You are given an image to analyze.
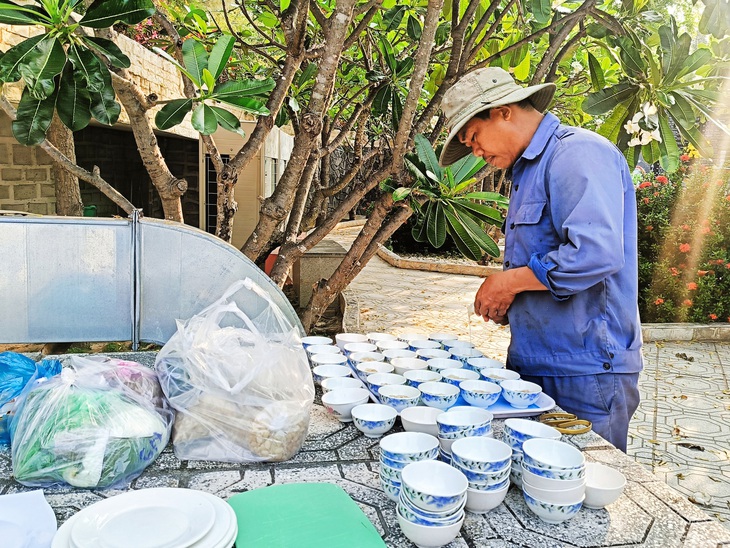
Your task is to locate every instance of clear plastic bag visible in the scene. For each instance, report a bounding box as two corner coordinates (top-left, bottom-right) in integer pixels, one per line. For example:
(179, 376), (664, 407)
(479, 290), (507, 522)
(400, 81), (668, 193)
(155, 278), (314, 463)
(10, 359), (173, 489)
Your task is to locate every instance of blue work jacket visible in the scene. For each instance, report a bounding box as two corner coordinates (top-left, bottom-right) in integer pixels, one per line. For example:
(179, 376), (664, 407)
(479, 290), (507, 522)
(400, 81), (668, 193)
(503, 113), (643, 377)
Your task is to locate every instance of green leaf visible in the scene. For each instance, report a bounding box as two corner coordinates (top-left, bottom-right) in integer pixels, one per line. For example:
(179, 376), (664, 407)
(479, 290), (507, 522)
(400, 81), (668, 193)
(674, 48), (713, 81)
(395, 57), (414, 80)
(155, 98), (193, 130)
(214, 95), (270, 116)
(530, 0), (551, 25)
(372, 85), (391, 116)
(666, 92), (695, 128)
(617, 38), (646, 75)
(391, 88), (402, 129)
(279, 0), (290, 11)
(201, 68), (215, 93)
(656, 113), (679, 172)
(585, 22), (610, 39)
(297, 62), (317, 87)
(414, 134), (442, 181)
(673, 119), (712, 158)
(427, 202), (447, 248)
(379, 37), (396, 73)
(698, 0), (730, 39)
(191, 103), (218, 134)
(207, 35), (235, 81)
(0, 34), (45, 83)
(443, 206), (482, 260)
(88, 66), (120, 125)
(412, 203), (430, 242)
(513, 50), (531, 81)
(57, 63), (91, 132)
(80, 0), (155, 27)
(463, 192), (509, 205)
(393, 187), (411, 202)
(581, 82), (638, 115)
(450, 155), (485, 184)
(587, 52), (605, 91)
(12, 86), (56, 146)
(382, 5), (405, 32)
(451, 203), (500, 256)
(182, 39), (207, 86)
(658, 24), (675, 77)
(452, 199), (504, 224)
(597, 99), (632, 143)
(641, 139), (660, 164)
(209, 105), (244, 136)
(406, 15), (422, 41)
(81, 37), (130, 69)
(19, 36), (65, 100)
(0, 0), (45, 24)
(67, 44), (106, 93)
(679, 91), (730, 137)
(212, 78), (275, 99)
(404, 157), (426, 182)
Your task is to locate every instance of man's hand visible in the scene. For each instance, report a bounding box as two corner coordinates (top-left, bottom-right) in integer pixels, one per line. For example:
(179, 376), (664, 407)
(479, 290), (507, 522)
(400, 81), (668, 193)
(474, 267), (548, 323)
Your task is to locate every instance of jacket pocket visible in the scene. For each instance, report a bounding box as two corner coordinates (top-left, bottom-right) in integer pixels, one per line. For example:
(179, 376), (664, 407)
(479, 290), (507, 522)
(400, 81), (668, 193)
(513, 200), (547, 225)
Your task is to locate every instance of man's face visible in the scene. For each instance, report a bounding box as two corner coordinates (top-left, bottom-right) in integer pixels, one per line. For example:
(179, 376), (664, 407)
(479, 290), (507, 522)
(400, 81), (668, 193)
(457, 108), (519, 169)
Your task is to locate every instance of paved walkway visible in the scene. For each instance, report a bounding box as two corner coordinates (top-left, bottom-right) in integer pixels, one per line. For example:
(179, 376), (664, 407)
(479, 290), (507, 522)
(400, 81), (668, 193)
(331, 224), (730, 529)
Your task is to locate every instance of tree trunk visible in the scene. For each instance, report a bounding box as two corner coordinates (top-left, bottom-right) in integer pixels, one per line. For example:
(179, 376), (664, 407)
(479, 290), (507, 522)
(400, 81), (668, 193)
(47, 115), (83, 216)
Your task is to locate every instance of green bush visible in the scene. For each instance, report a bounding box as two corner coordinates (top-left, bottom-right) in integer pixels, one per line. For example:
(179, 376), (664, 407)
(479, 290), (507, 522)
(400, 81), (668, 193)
(636, 155), (730, 323)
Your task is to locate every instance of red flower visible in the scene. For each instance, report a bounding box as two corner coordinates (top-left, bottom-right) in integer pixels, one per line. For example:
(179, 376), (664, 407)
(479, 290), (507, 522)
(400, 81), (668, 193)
(726, 263), (730, 269)
(682, 299), (692, 306)
(725, 195), (730, 202)
(638, 181), (652, 189)
(697, 270), (709, 276)
(709, 314), (718, 320)
(680, 154), (690, 162)
(701, 226), (711, 235)
(681, 224), (691, 231)
(679, 243), (691, 253)
(687, 282), (698, 290)
(655, 175), (669, 184)
(670, 267), (679, 277)
(653, 192), (660, 197)
(643, 197), (650, 204)
(646, 225), (653, 231)
(654, 298), (664, 305)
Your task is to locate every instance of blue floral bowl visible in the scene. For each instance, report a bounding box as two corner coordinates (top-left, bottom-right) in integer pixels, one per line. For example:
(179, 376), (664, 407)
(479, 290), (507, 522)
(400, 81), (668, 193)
(379, 432), (440, 463)
(377, 384), (421, 413)
(500, 379), (542, 409)
(401, 460), (468, 513)
(441, 368), (480, 387)
(468, 477), (510, 492)
(523, 490), (584, 524)
(450, 437), (512, 473)
(351, 403), (397, 438)
(503, 418), (561, 444)
(418, 381), (460, 410)
(522, 461), (585, 481)
(380, 476), (401, 502)
(522, 438), (585, 471)
(453, 461), (510, 484)
(397, 495), (465, 526)
(459, 379), (502, 408)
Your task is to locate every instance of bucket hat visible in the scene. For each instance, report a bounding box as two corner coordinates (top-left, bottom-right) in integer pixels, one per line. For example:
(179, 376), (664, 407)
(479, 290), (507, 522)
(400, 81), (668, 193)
(439, 67), (556, 166)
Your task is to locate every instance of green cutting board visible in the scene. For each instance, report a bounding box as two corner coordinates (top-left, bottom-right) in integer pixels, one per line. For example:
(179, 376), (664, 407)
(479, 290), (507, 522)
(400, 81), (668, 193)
(227, 483), (386, 548)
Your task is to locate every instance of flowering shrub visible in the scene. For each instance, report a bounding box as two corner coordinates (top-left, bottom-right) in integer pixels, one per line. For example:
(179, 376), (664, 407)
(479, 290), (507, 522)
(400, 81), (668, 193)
(636, 156), (730, 323)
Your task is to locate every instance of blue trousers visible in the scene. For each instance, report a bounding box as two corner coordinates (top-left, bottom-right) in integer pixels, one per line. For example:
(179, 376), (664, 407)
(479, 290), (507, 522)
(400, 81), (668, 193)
(518, 372), (640, 453)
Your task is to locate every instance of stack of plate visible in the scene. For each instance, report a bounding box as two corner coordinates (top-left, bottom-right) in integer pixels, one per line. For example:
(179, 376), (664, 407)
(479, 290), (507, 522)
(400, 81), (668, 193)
(52, 488), (237, 548)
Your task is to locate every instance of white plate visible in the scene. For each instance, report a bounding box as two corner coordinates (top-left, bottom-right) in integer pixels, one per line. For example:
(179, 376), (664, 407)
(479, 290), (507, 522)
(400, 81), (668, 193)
(0, 519), (28, 548)
(53, 490), (235, 548)
(487, 393), (556, 419)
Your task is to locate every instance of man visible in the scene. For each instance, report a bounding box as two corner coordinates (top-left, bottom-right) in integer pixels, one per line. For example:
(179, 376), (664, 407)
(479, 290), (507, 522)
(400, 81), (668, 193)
(439, 67), (643, 452)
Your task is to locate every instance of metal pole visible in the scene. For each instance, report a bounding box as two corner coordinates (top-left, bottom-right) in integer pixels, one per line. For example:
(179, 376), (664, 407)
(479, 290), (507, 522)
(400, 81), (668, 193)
(131, 210), (141, 350)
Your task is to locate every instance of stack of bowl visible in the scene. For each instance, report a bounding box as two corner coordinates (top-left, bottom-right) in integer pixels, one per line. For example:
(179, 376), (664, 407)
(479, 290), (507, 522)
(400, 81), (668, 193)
(311, 353), (351, 385)
(450, 437), (512, 514)
(396, 460), (467, 548)
(436, 408), (493, 458)
(465, 356), (504, 373)
(502, 418), (561, 486)
(378, 432), (439, 502)
(301, 335), (334, 350)
(520, 438), (586, 524)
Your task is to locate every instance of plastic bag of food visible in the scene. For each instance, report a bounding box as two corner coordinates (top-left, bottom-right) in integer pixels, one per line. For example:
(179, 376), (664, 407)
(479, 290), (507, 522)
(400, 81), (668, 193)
(0, 353), (62, 445)
(155, 278), (314, 463)
(10, 361), (173, 489)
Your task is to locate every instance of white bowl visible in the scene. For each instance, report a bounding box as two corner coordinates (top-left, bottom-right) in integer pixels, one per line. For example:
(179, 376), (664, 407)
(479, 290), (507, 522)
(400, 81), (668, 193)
(380, 476), (401, 502)
(376, 339), (410, 352)
(301, 335), (333, 348)
(305, 344), (342, 358)
(428, 333), (459, 344)
(522, 477), (586, 505)
(367, 372), (407, 395)
(436, 408), (493, 438)
(523, 490), (584, 524)
(451, 437), (512, 472)
(355, 361), (394, 382)
(391, 357), (428, 376)
(441, 368), (480, 386)
(583, 462), (626, 509)
(520, 462), (586, 490)
(438, 436), (455, 454)
(459, 379), (502, 408)
(500, 379), (542, 408)
(409, 339), (442, 351)
(465, 357), (504, 372)
(503, 418), (562, 443)
(449, 347), (483, 364)
(321, 376), (365, 393)
(335, 333), (368, 350)
(418, 381), (460, 410)
(321, 388), (371, 422)
(443, 340), (475, 351)
(465, 481), (509, 514)
(400, 406), (442, 437)
(401, 460), (468, 513)
(343, 341), (378, 356)
(416, 348), (451, 360)
(425, 358), (463, 373)
(396, 507), (464, 548)
(480, 367), (520, 384)
(366, 332), (398, 343)
(403, 369), (442, 388)
(311, 364), (351, 384)
(349, 351), (386, 367)
(522, 438), (585, 471)
(351, 403), (398, 437)
(398, 332), (429, 343)
(378, 384), (421, 412)
(382, 348), (418, 362)
(379, 432), (439, 462)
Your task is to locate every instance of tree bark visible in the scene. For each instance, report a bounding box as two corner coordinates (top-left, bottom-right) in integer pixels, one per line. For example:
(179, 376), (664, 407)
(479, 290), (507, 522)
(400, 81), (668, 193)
(47, 115), (83, 216)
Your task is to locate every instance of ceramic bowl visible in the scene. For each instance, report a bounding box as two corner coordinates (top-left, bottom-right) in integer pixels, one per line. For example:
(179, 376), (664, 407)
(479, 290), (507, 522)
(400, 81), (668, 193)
(397, 502), (464, 529)
(378, 384), (421, 412)
(399, 490), (466, 521)
(321, 376), (364, 393)
(503, 418), (562, 443)
(301, 335), (333, 349)
(465, 482), (509, 514)
(401, 460), (468, 513)
(380, 476), (401, 502)
(438, 449), (452, 464)
(396, 506), (464, 548)
(321, 387), (370, 422)
(398, 332), (429, 344)
(382, 348), (418, 362)
(380, 455), (410, 470)
(459, 379), (502, 408)
(465, 357), (504, 372)
(379, 432), (439, 462)
(416, 348), (452, 361)
(442, 339), (474, 350)
(428, 332), (459, 344)
(522, 477), (586, 505)
(311, 353), (348, 368)
(366, 332), (398, 344)
(400, 406), (442, 437)
(583, 462), (626, 509)
(510, 466), (524, 488)
(453, 461), (510, 484)
(500, 379), (543, 409)
(418, 381), (460, 410)
(522, 461), (585, 481)
(391, 357), (428, 376)
(467, 477), (510, 492)
(522, 438), (586, 471)
(380, 460), (404, 483)
(409, 339), (443, 352)
(450, 437), (512, 472)
(335, 332), (368, 350)
(305, 344), (342, 358)
(520, 462), (586, 490)
(351, 403), (398, 437)
(438, 436), (455, 454)
(376, 339), (410, 352)
(343, 341), (378, 356)
(480, 368), (521, 385)
(523, 490), (584, 524)
(367, 372), (407, 395)
(311, 363), (351, 385)
(436, 407), (493, 437)
(449, 347), (484, 365)
(425, 358), (463, 373)
(349, 351), (386, 369)
(440, 368), (480, 386)
(355, 361), (394, 382)
(403, 369), (442, 388)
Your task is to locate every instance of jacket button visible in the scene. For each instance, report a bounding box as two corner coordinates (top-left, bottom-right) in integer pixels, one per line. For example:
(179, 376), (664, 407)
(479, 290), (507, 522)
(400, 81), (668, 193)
(504, 261), (510, 268)
(509, 222), (515, 230)
(609, 352), (614, 358)
(603, 363), (611, 370)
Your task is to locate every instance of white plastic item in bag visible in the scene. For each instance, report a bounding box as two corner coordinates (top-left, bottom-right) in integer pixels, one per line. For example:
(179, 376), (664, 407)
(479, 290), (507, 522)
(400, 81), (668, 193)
(155, 278), (315, 463)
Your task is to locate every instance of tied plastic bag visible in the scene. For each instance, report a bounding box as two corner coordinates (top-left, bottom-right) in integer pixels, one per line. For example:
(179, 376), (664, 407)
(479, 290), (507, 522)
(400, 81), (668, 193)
(0, 352), (61, 445)
(10, 360), (173, 489)
(155, 278), (315, 463)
